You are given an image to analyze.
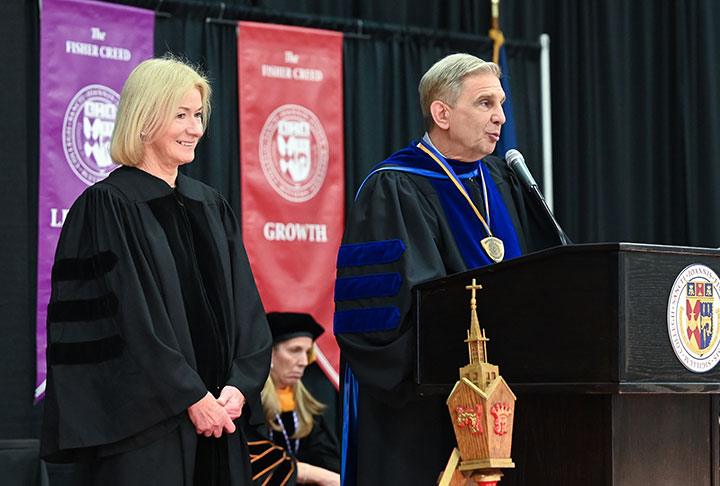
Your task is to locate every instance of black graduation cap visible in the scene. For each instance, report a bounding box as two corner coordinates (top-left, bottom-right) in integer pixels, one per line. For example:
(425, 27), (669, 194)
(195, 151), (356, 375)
(266, 312), (324, 343)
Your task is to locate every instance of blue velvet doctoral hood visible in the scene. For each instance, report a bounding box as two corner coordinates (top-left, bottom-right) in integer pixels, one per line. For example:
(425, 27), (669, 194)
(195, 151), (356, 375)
(358, 141), (522, 268)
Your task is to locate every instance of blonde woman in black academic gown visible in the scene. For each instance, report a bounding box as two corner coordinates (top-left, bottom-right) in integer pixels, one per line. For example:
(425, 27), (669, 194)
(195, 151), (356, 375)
(41, 56), (272, 486)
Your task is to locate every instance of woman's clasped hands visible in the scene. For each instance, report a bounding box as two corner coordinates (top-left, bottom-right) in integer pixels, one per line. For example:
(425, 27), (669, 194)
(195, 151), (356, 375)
(187, 386), (246, 437)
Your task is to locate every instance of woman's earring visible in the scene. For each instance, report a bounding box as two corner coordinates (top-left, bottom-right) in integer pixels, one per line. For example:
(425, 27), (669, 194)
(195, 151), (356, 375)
(270, 361), (274, 369)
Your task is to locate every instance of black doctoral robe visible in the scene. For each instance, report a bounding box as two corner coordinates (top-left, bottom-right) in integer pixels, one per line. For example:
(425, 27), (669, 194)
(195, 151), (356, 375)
(41, 166), (272, 486)
(333, 142), (563, 486)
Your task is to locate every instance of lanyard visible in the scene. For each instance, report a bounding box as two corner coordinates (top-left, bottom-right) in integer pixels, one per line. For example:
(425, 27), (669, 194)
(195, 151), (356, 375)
(271, 411), (300, 455)
(416, 141), (493, 237)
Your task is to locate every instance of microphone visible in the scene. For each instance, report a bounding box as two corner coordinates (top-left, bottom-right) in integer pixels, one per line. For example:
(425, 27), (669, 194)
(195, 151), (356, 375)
(504, 149), (572, 245)
(505, 149), (538, 189)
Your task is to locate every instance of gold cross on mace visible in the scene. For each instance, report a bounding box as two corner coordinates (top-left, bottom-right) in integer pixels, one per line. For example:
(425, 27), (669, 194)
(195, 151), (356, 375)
(465, 279), (483, 309)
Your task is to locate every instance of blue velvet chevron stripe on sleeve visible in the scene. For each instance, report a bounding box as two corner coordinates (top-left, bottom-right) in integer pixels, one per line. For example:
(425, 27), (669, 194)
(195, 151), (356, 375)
(336, 239), (405, 267)
(334, 273), (402, 301)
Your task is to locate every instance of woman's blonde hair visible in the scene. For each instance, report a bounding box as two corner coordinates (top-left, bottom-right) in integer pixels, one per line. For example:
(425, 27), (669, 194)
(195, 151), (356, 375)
(261, 375), (326, 439)
(110, 55), (212, 166)
(418, 53), (501, 130)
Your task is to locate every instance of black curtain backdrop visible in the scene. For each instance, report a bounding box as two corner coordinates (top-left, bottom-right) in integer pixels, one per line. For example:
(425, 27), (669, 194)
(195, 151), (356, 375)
(3, 0), (720, 484)
(144, 2), (544, 219)
(1, 0), (39, 435)
(503, 0), (720, 246)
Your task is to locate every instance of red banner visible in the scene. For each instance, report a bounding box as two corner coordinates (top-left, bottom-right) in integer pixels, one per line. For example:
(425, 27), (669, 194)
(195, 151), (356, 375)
(238, 22), (344, 387)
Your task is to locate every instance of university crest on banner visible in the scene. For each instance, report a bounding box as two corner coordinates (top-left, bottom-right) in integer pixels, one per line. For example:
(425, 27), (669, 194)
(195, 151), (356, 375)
(63, 84), (120, 185)
(238, 22), (344, 386)
(667, 264), (720, 373)
(259, 104), (329, 203)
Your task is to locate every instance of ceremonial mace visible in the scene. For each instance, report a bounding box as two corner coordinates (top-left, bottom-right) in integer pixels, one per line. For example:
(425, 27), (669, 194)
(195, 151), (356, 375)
(437, 279), (516, 486)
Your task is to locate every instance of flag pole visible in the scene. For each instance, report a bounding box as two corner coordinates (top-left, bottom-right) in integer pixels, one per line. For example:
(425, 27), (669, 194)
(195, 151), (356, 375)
(488, 0), (517, 156)
(539, 33), (555, 211)
(489, 0), (503, 64)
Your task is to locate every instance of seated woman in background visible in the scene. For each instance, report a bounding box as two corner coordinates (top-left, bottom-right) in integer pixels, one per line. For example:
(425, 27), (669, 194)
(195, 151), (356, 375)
(250, 312), (340, 486)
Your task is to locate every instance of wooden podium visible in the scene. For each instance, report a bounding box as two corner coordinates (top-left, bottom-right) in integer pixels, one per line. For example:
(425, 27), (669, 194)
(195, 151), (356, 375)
(414, 243), (720, 486)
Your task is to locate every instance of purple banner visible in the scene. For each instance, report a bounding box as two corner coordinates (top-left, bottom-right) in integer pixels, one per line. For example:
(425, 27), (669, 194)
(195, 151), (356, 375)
(36, 0), (154, 401)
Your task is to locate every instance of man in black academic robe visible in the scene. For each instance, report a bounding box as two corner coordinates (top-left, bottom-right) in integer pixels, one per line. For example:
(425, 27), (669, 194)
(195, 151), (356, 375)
(333, 54), (564, 485)
(41, 166), (272, 485)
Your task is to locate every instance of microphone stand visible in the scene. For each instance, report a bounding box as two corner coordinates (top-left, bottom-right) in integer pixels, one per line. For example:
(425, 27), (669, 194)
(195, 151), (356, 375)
(505, 149), (572, 246)
(527, 184), (573, 246)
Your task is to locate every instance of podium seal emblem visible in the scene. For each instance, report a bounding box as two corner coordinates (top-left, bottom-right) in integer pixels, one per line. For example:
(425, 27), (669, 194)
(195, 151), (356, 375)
(667, 264), (720, 373)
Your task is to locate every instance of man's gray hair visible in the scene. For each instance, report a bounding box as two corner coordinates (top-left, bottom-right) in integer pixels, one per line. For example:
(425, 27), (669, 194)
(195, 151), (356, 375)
(418, 53), (501, 130)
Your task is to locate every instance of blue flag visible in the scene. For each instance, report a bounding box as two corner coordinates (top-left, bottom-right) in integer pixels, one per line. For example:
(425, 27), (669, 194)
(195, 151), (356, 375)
(495, 44), (517, 157)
